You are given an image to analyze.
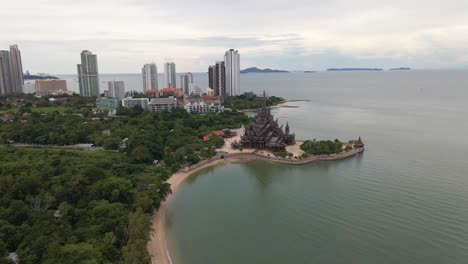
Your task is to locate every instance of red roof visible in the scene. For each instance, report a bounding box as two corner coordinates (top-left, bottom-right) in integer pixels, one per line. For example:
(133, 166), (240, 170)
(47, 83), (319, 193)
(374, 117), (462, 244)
(160, 88), (182, 93)
(203, 130), (225, 141)
(213, 130), (225, 136)
(146, 89), (158, 94)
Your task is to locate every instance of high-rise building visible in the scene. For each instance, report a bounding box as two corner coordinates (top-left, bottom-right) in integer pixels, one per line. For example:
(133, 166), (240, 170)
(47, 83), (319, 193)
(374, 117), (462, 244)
(142, 63), (158, 92)
(107, 80), (125, 100)
(164, 62), (177, 88)
(208, 61), (226, 97)
(181, 72), (193, 95)
(107, 81), (114, 98)
(0, 51), (12, 95)
(215, 61), (226, 97)
(77, 50), (100, 96)
(9, 45), (24, 93)
(224, 49), (240, 96)
(208, 66), (214, 91)
(0, 45), (25, 95)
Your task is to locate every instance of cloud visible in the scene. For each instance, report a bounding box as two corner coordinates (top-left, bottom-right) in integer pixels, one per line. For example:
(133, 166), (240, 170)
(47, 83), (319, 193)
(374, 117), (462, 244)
(2, 0), (468, 73)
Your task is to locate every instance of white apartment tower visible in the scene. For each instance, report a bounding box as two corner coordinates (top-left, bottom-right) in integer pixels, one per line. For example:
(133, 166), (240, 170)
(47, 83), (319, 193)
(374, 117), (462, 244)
(9, 45), (24, 93)
(142, 63), (158, 92)
(108, 80), (125, 100)
(77, 50), (100, 96)
(181, 72), (193, 95)
(164, 62), (177, 88)
(224, 49), (240, 96)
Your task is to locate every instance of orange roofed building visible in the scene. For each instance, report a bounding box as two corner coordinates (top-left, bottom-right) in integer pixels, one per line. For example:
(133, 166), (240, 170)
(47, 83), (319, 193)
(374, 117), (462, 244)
(203, 130), (225, 141)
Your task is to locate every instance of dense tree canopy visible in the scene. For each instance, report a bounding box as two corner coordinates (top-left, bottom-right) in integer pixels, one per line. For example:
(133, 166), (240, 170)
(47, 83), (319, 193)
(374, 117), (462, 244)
(224, 95), (284, 111)
(300, 139), (344, 155)
(0, 147), (172, 263)
(0, 96), (252, 263)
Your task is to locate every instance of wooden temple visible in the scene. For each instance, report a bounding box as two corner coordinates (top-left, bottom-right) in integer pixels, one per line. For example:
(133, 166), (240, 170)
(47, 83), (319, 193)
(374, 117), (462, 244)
(234, 107), (295, 151)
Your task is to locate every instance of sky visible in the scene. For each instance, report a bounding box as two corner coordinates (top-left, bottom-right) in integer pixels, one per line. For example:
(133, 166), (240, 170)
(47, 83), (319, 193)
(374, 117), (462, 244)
(2, 0), (468, 73)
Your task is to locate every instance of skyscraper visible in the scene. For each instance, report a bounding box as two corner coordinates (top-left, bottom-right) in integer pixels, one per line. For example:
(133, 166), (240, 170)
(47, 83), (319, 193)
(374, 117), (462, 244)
(0, 51), (12, 95)
(164, 62), (177, 88)
(142, 63), (158, 92)
(181, 72), (193, 95)
(77, 50), (100, 96)
(215, 61), (226, 97)
(208, 66), (215, 91)
(224, 49), (240, 96)
(9, 45), (24, 93)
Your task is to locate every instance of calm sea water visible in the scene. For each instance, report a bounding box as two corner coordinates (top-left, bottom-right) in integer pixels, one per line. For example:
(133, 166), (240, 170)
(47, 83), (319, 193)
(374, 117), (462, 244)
(63, 70), (468, 263)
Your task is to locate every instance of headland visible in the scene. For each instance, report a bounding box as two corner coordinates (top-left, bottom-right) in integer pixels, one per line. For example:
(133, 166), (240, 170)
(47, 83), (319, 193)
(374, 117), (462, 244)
(148, 123), (365, 264)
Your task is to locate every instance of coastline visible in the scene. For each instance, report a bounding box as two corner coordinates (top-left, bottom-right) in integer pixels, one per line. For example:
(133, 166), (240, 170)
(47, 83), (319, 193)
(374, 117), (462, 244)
(147, 147), (364, 264)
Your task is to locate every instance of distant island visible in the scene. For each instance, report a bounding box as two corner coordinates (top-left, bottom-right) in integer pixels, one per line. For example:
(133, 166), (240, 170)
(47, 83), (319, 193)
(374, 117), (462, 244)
(24, 73), (59, 80)
(304, 71), (316, 73)
(327, 68), (383, 71)
(241, 67), (289, 74)
(389, 67), (411, 71)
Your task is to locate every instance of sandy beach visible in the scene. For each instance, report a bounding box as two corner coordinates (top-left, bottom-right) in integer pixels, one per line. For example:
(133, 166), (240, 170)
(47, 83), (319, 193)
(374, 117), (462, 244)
(147, 157), (245, 264)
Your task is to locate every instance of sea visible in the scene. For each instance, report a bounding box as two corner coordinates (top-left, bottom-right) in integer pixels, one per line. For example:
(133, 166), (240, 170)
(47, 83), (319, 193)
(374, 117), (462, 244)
(63, 70), (468, 264)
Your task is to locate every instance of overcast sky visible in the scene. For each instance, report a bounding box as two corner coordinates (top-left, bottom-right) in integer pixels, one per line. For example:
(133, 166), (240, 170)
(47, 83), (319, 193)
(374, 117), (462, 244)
(2, 0), (468, 73)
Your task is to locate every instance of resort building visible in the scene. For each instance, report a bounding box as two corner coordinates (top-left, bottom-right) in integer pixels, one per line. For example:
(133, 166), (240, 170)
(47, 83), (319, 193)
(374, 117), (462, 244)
(184, 101), (224, 114)
(35, 79), (70, 96)
(121, 97), (149, 109)
(148, 97), (177, 112)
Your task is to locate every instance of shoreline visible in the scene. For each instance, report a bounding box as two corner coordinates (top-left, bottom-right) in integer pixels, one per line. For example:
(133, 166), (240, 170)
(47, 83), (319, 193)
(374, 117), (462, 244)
(147, 147), (364, 264)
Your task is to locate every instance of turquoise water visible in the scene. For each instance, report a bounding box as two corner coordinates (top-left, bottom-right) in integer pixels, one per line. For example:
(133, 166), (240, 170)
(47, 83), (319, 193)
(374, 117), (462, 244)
(164, 70), (468, 264)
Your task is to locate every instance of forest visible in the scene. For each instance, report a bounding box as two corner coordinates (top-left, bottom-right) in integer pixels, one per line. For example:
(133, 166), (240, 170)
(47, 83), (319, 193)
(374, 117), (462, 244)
(0, 147), (171, 263)
(0, 98), (250, 263)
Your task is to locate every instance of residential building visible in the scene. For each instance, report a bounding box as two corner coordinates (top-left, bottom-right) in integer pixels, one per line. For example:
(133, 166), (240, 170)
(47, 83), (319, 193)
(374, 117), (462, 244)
(107, 80), (125, 100)
(35, 79), (69, 96)
(142, 63), (158, 92)
(208, 61), (225, 97)
(208, 66), (214, 91)
(9, 45), (24, 93)
(77, 50), (100, 96)
(181, 72), (193, 95)
(184, 101), (224, 114)
(224, 49), (240, 96)
(148, 97), (177, 112)
(122, 97), (149, 109)
(164, 62), (176, 88)
(0, 51), (12, 95)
